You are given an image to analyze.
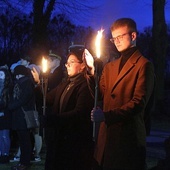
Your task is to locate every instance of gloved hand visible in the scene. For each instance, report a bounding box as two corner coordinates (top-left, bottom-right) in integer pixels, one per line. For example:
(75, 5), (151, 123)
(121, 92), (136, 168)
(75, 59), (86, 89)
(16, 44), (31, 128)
(91, 107), (105, 122)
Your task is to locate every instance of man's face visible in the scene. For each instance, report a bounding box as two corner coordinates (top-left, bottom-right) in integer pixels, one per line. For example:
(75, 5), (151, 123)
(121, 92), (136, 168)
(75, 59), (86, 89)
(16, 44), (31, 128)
(49, 57), (60, 69)
(20, 59), (30, 67)
(111, 26), (136, 52)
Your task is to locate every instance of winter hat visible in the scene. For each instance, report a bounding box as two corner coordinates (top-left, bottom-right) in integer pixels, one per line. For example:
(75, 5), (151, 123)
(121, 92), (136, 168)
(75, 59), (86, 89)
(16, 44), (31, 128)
(68, 45), (85, 62)
(14, 65), (30, 76)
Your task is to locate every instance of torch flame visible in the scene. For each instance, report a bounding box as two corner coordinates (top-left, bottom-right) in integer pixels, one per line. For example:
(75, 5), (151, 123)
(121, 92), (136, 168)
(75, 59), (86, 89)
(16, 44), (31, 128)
(42, 57), (48, 73)
(95, 29), (104, 58)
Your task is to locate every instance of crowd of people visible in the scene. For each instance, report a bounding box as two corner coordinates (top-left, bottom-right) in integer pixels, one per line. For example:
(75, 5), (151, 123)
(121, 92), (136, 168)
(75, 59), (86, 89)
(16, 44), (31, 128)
(0, 18), (155, 170)
(0, 50), (65, 170)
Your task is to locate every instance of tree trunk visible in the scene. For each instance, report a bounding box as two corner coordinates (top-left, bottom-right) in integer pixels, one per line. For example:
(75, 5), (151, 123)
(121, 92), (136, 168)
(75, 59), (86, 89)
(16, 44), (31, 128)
(152, 0), (168, 112)
(31, 0), (56, 63)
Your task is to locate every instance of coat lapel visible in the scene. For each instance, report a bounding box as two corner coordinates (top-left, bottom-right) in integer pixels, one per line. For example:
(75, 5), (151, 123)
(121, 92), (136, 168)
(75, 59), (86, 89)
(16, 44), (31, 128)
(111, 50), (142, 93)
(59, 76), (85, 113)
(52, 81), (69, 114)
(110, 58), (120, 85)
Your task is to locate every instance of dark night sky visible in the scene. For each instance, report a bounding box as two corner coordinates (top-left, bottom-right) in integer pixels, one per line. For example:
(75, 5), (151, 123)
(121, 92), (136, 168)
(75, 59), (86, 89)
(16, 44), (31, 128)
(72, 0), (170, 32)
(4, 0), (170, 32)
(67, 0), (170, 31)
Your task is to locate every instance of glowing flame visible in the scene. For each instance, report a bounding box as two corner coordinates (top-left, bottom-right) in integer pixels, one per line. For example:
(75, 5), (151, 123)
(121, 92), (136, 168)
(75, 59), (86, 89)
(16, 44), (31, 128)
(42, 57), (48, 73)
(95, 29), (104, 58)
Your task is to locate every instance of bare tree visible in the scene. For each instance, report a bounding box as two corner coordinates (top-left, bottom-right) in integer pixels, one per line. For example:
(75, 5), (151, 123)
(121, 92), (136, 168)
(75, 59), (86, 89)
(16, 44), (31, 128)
(1, 0), (101, 63)
(47, 14), (76, 56)
(0, 10), (32, 64)
(31, 0), (56, 62)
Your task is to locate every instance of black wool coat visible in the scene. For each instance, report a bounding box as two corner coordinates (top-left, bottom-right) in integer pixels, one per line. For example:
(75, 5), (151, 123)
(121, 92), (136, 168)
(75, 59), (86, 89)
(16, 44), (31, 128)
(45, 73), (95, 169)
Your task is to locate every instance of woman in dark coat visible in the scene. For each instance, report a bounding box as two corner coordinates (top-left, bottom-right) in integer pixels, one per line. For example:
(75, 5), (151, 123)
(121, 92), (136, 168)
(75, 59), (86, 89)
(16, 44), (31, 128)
(0, 65), (13, 163)
(33, 46), (95, 170)
(8, 65), (36, 170)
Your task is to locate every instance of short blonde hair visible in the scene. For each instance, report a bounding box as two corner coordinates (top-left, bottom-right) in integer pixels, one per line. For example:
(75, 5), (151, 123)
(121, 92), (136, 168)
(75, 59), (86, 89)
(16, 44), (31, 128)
(110, 18), (137, 33)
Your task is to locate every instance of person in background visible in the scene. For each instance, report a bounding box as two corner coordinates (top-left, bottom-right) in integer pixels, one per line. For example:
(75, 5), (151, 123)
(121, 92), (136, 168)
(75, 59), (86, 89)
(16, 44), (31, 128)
(85, 18), (155, 170)
(45, 51), (64, 167)
(32, 46), (95, 170)
(9, 59), (22, 162)
(9, 65), (36, 170)
(47, 50), (64, 91)
(0, 65), (13, 164)
(20, 55), (31, 68)
(10, 55), (31, 74)
(21, 56), (42, 162)
(10, 61), (21, 74)
(33, 51), (64, 165)
(10, 55), (41, 163)
(20, 55), (41, 76)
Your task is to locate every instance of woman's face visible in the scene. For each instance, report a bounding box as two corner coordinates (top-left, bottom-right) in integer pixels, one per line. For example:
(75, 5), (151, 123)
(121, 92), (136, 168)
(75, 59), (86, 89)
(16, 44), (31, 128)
(65, 54), (85, 77)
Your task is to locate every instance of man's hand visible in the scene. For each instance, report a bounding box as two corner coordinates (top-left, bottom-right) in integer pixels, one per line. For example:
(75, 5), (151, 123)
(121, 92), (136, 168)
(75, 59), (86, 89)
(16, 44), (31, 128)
(91, 107), (105, 122)
(84, 49), (95, 75)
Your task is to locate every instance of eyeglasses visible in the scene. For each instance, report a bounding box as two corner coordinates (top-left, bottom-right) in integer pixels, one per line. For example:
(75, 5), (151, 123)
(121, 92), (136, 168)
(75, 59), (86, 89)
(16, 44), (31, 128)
(110, 33), (130, 43)
(65, 60), (82, 66)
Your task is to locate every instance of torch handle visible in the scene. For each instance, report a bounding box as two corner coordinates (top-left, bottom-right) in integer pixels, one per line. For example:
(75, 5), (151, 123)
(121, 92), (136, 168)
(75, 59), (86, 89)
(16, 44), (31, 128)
(41, 76), (48, 139)
(93, 84), (98, 142)
(93, 122), (96, 141)
(93, 62), (98, 142)
(41, 77), (48, 116)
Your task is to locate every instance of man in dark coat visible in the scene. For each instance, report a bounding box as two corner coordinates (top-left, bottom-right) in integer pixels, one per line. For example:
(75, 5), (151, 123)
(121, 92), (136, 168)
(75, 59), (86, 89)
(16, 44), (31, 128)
(38, 52), (64, 167)
(47, 51), (64, 91)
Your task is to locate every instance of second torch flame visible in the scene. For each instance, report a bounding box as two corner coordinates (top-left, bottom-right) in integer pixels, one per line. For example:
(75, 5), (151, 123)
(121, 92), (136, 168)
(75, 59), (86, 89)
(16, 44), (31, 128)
(42, 57), (48, 73)
(95, 29), (104, 58)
